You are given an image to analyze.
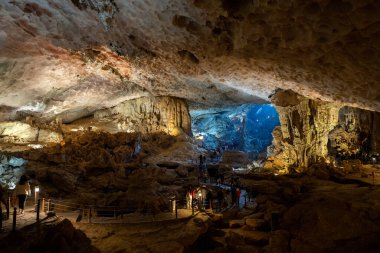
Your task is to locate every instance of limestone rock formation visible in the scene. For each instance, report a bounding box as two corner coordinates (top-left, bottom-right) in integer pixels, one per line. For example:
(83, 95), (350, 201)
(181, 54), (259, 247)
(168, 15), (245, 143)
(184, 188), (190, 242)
(328, 106), (380, 159)
(0, 0), (379, 121)
(266, 90), (341, 170)
(0, 154), (26, 189)
(0, 121), (63, 144)
(94, 96), (191, 135)
(265, 90), (380, 171)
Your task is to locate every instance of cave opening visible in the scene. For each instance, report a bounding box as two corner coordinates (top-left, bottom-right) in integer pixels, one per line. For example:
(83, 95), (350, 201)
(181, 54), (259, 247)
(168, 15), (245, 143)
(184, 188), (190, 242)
(0, 154), (27, 190)
(190, 104), (280, 158)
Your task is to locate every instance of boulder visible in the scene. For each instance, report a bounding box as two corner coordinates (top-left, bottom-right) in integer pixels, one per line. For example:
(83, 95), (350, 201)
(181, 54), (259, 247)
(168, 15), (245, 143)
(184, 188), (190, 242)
(0, 218), (100, 253)
(245, 218), (266, 229)
(229, 219), (245, 228)
(267, 230), (290, 253)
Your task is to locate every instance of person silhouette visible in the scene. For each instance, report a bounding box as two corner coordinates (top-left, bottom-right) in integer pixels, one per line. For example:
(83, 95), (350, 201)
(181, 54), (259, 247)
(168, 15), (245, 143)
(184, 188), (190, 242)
(14, 175), (31, 214)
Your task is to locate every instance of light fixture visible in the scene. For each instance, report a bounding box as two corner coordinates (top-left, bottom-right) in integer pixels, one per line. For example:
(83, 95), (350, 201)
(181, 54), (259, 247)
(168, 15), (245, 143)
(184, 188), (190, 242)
(35, 186), (40, 193)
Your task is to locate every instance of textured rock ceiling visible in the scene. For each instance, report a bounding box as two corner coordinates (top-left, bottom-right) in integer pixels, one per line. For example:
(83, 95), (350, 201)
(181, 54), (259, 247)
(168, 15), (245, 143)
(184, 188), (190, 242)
(0, 0), (379, 122)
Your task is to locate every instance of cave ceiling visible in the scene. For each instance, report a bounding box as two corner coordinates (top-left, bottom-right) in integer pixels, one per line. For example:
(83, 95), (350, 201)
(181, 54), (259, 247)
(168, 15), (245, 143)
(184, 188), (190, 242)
(0, 0), (379, 122)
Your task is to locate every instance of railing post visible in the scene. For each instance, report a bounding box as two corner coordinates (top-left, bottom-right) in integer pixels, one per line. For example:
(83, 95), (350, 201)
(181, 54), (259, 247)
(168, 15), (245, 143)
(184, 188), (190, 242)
(175, 201), (178, 219)
(41, 198), (45, 213)
(192, 202), (194, 215)
(7, 196), (10, 219)
(47, 199), (51, 212)
(36, 199), (41, 222)
(12, 207), (17, 231)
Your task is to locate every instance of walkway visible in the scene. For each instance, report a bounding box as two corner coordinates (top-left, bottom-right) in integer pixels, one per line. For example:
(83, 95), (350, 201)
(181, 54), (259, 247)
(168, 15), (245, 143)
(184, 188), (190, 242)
(202, 182), (255, 209)
(0, 200), (197, 236)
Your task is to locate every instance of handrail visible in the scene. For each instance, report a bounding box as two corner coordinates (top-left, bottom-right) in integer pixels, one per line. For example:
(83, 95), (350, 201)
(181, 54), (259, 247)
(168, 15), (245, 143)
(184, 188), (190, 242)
(2, 180), (248, 232)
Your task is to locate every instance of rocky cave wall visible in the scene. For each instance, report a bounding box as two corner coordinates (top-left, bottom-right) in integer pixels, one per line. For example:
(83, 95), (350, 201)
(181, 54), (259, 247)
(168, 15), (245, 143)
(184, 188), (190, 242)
(0, 95), (190, 148)
(267, 90), (341, 170)
(0, 121), (63, 144)
(0, 154), (26, 189)
(94, 96), (191, 135)
(328, 106), (380, 159)
(267, 90), (380, 171)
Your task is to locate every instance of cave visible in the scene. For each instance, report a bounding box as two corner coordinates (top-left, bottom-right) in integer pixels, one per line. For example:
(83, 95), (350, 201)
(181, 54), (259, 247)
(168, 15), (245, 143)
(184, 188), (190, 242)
(0, 1), (380, 253)
(191, 104), (280, 157)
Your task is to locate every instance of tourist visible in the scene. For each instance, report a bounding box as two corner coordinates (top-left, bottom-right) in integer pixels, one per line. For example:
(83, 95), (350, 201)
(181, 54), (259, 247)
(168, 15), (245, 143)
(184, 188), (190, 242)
(186, 189), (192, 209)
(14, 175), (31, 214)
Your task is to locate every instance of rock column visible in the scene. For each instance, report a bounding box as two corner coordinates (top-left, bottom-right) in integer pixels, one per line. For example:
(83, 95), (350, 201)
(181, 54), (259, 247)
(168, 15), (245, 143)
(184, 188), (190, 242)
(268, 90), (340, 169)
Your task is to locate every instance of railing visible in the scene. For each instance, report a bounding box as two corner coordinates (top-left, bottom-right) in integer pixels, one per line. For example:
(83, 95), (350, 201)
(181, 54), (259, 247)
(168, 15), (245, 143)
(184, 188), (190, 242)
(0, 180), (254, 232)
(0, 197), (198, 232)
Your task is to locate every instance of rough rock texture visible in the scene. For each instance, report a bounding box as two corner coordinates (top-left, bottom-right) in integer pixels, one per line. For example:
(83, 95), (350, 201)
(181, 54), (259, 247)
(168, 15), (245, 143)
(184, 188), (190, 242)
(0, 0), (379, 122)
(0, 154), (26, 188)
(267, 90), (341, 169)
(328, 106), (380, 158)
(75, 213), (211, 253)
(236, 173), (380, 253)
(20, 131), (140, 194)
(0, 217), (100, 253)
(0, 121), (63, 144)
(8, 130), (201, 210)
(94, 96), (191, 135)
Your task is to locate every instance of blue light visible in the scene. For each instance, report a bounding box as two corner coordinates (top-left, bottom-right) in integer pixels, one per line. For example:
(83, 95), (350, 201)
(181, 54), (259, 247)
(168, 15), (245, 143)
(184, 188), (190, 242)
(190, 104), (280, 154)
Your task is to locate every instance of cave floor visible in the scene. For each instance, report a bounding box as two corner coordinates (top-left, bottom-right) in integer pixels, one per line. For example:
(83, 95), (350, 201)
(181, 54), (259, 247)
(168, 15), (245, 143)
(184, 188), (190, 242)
(1, 174), (380, 252)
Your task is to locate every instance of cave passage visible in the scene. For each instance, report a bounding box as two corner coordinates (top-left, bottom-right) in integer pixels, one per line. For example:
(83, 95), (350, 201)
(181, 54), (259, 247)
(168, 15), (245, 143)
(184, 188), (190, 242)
(190, 104), (280, 156)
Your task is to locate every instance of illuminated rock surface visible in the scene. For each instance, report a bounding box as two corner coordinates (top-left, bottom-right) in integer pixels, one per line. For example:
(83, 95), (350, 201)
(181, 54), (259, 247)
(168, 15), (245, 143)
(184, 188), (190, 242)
(0, 1), (379, 253)
(94, 96), (191, 135)
(0, 0), (379, 121)
(266, 90), (380, 171)
(266, 90), (341, 170)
